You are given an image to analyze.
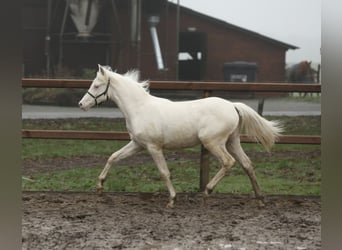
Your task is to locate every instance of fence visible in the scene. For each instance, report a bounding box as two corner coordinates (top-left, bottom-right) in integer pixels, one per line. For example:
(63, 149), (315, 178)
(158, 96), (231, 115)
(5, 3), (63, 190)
(22, 78), (321, 190)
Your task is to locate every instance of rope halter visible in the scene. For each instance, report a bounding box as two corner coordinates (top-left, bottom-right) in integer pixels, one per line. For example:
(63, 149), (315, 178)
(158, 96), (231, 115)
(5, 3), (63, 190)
(87, 79), (110, 106)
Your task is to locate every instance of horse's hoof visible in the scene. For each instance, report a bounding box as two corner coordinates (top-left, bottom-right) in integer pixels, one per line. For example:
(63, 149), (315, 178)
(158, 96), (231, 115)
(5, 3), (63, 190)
(205, 188), (213, 195)
(97, 186), (104, 195)
(166, 199), (175, 208)
(166, 203), (174, 209)
(257, 199), (266, 208)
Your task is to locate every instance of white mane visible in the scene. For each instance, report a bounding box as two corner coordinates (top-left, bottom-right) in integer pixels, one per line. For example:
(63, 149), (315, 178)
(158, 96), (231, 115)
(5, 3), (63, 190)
(103, 66), (149, 92)
(123, 69), (150, 92)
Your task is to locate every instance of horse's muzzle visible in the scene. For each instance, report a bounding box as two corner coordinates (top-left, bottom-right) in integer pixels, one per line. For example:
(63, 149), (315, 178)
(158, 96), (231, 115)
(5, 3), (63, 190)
(78, 101), (88, 111)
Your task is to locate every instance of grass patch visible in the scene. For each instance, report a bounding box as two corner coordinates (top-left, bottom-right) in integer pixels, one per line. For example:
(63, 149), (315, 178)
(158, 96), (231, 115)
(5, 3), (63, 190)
(22, 149), (320, 195)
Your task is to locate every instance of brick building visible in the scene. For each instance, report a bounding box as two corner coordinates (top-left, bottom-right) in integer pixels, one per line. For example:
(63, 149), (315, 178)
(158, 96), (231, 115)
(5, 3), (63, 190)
(23, 0), (297, 81)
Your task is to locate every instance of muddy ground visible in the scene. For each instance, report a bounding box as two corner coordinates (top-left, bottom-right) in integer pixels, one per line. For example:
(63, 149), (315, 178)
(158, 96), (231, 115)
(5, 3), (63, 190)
(22, 191), (320, 250)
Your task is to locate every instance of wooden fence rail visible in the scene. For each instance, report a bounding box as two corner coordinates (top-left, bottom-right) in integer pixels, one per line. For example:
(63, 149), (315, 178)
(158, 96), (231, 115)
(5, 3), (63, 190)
(22, 79), (321, 191)
(22, 129), (321, 145)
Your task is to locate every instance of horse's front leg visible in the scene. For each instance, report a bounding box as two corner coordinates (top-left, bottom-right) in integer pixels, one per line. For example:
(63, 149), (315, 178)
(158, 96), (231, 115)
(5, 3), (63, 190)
(97, 140), (142, 193)
(147, 145), (176, 208)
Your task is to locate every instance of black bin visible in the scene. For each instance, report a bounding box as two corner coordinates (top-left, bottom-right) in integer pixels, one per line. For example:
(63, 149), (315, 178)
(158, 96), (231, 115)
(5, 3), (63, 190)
(223, 61), (258, 82)
(223, 61), (258, 98)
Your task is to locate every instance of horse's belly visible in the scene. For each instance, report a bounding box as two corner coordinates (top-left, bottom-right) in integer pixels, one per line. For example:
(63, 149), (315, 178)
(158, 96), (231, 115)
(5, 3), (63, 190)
(128, 122), (200, 149)
(163, 130), (200, 149)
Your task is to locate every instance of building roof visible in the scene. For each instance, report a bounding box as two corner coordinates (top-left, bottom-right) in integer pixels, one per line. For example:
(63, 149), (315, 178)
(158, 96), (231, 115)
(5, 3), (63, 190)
(171, 3), (298, 50)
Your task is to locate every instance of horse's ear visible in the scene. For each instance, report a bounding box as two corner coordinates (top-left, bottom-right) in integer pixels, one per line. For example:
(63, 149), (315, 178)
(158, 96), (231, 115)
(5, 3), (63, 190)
(98, 64), (105, 76)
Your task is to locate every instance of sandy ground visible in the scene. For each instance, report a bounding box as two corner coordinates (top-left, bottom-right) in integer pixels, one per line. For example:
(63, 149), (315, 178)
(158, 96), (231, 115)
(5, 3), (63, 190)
(22, 191), (321, 250)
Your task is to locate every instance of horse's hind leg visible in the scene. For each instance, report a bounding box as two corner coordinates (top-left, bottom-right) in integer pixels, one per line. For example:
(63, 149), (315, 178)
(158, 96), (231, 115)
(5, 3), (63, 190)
(97, 140), (142, 193)
(227, 133), (265, 206)
(203, 143), (236, 204)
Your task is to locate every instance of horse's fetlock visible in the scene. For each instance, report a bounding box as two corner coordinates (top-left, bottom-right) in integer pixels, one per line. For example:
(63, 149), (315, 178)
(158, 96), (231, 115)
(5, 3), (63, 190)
(167, 197), (175, 208)
(97, 185), (104, 194)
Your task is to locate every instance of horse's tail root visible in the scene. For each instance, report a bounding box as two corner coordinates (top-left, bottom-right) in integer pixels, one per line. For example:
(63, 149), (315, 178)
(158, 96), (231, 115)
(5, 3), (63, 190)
(233, 102), (283, 151)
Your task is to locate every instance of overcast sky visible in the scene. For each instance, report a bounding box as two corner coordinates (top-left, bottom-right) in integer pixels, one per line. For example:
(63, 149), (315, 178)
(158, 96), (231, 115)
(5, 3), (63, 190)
(169, 0), (321, 64)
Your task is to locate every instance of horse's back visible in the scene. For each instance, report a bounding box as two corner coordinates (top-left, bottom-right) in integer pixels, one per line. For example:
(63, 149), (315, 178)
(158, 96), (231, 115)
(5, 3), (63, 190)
(160, 97), (237, 122)
(164, 97), (239, 144)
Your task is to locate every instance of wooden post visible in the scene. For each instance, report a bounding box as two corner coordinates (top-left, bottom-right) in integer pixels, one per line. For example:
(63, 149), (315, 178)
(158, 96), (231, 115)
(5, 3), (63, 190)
(199, 90), (211, 191)
(257, 98), (265, 115)
(199, 145), (210, 191)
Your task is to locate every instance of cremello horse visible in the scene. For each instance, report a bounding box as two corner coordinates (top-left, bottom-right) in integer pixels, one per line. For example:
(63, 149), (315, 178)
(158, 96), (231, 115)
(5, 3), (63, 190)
(79, 65), (283, 208)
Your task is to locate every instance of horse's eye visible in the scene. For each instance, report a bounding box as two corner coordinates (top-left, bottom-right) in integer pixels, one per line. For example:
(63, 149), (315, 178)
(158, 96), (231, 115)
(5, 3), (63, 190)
(94, 85), (99, 89)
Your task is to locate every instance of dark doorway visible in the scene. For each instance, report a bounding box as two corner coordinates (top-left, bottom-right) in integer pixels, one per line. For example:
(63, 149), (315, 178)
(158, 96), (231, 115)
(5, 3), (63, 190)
(178, 32), (207, 80)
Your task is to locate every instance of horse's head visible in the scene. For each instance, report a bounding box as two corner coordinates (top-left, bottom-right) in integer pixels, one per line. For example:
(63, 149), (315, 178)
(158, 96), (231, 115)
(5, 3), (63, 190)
(287, 61), (315, 83)
(79, 64), (111, 110)
(300, 61), (315, 82)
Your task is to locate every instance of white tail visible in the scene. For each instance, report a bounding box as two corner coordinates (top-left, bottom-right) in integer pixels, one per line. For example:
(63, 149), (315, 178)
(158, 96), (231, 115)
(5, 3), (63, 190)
(233, 102), (283, 152)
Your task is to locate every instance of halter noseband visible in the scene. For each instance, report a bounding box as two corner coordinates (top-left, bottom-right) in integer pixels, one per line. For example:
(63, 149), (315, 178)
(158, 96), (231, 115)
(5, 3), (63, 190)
(87, 79), (110, 106)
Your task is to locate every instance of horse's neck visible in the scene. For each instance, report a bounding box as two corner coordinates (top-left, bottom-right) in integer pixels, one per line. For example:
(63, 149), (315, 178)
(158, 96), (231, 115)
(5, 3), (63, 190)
(108, 77), (150, 118)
